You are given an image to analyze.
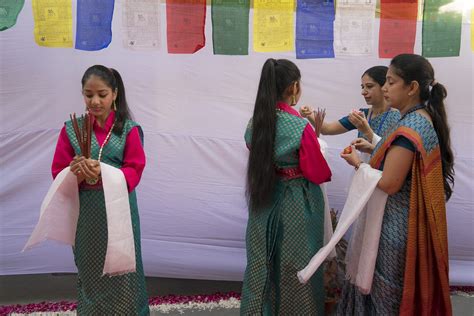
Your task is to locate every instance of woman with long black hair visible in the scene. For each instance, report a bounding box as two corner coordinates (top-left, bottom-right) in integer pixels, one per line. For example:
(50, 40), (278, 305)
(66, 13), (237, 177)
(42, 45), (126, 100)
(51, 65), (149, 315)
(339, 54), (454, 315)
(240, 58), (332, 315)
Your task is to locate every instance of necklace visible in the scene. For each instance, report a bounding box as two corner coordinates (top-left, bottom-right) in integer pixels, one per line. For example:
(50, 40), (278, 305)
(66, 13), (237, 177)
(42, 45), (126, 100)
(97, 122), (115, 162)
(85, 121), (115, 185)
(400, 104), (425, 121)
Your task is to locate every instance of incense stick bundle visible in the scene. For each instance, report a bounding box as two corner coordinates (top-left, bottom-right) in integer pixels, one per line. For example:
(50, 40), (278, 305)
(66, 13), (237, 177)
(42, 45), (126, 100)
(70, 113), (83, 155)
(69, 112), (92, 158)
(86, 113), (92, 158)
(313, 108), (326, 137)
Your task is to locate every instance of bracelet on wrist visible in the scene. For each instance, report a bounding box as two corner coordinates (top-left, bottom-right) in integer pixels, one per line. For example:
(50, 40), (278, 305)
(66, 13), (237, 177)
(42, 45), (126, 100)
(354, 161), (363, 170)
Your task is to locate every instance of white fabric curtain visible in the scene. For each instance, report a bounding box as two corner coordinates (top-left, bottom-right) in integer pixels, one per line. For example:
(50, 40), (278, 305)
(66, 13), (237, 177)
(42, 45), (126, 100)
(1, 2), (473, 285)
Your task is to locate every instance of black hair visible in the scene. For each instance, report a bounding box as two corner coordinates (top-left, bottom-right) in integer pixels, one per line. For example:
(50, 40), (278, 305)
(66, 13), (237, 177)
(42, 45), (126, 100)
(362, 66), (388, 86)
(81, 65), (132, 135)
(390, 54), (454, 200)
(246, 58), (301, 211)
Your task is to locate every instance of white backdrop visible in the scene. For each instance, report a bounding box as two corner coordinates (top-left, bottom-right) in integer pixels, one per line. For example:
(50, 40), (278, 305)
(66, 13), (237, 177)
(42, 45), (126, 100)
(1, 2), (473, 285)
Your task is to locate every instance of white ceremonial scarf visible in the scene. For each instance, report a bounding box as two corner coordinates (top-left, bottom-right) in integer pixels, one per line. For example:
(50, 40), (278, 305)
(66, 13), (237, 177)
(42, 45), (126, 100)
(318, 138), (336, 260)
(23, 163), (136, 276)
(297, 163), (388, 294)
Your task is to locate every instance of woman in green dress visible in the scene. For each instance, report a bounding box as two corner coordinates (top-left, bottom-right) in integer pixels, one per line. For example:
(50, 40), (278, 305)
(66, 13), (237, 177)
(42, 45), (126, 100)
(51, 65), (149, 315)
(240, 59), (332, 315)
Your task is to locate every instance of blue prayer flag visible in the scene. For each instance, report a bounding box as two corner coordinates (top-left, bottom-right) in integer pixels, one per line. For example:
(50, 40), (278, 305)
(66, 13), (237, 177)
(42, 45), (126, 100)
(296, 0), (335, 59)
(75, 0), (114, 51)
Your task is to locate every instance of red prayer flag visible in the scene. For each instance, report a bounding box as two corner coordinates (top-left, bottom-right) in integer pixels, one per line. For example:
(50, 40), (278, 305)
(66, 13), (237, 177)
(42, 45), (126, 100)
(379, 0), (418, 58)
(166, 0), (206, 54)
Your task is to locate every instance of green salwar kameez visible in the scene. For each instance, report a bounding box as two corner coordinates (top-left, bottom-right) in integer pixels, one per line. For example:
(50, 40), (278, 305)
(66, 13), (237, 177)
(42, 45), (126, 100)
(66, 119), (149, 315)
(241, 106), (329, 315)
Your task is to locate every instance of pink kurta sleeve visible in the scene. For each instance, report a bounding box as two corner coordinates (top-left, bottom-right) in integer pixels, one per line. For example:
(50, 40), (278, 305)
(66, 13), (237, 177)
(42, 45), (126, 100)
(51, 126), (75, 179)
(299, 124), (332, 184)
(121, 126), (146, 192)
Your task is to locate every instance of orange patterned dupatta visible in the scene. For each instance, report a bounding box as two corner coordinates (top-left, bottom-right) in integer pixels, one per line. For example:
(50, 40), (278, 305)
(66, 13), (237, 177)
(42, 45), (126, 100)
(370, 124), (452, 316)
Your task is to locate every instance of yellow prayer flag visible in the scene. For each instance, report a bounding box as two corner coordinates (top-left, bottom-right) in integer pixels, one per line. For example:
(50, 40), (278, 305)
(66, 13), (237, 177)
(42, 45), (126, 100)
(471, 9), (474, 52)
(32, 0), (73, 47)
(253, 0), (295, 52)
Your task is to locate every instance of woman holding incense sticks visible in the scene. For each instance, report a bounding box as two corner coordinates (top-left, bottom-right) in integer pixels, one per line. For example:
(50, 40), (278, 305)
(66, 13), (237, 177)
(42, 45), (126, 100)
(300, 66), (400, 145)
(51, 65), (149, 315)
(240, 58), (332, 315)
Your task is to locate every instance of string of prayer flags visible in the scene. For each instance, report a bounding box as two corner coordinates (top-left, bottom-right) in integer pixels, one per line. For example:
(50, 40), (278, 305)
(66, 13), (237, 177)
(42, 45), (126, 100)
(166, 0), (206, 54)
(334, 0), (376, 56)
(211, 0), (250, 55)
(422, 0), (462, 57)
(122, 0), (161, 50)
(253, 0), (294, 52)
(75, 0), (114, 51)
(0, 0), (25, 32)
(379, 0), (418, 58)
(20, 0), (474, 56)
(296, 0), (335, 59)
(32, 0), (73, 47)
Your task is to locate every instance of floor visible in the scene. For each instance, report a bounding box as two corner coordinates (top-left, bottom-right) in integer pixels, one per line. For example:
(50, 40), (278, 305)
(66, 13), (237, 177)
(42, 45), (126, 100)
(0, 274), (472, 315)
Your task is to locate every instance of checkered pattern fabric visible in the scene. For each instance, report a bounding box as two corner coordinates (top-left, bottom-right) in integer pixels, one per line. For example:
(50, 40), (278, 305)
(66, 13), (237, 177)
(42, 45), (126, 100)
(241, 111), (326, 315)
(66, 119), (149, 315)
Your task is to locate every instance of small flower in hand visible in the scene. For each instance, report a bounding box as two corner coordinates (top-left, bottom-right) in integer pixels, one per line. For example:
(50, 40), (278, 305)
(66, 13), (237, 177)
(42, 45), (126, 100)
(340, 145), (362, 170)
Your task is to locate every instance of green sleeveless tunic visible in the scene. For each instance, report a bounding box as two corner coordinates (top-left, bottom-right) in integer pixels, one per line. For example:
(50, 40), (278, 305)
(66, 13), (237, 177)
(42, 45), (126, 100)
(65, 119), (149, 315)
(240, 110), (325, 315)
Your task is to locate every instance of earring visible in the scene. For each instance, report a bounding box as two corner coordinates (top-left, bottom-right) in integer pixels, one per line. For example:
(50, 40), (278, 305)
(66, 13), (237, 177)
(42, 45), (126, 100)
(291, 94), (296, 105)
(113, 100), (117, 111)
(291, 81), (298, 105)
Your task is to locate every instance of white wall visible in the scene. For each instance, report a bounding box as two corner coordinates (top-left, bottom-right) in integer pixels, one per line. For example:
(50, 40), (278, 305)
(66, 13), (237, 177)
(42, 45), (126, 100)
(0, 2), (473, 285)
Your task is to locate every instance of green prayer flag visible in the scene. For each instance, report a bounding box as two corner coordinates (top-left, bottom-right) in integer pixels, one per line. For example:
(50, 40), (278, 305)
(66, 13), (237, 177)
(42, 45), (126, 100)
(422, 0), (462, 57)
(212, 0), (250, 55)
(0, 0), (24, 31)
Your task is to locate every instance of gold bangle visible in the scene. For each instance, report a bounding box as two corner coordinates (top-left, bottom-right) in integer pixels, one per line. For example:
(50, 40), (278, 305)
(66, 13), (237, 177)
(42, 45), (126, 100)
(354, 161), (363, 170)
